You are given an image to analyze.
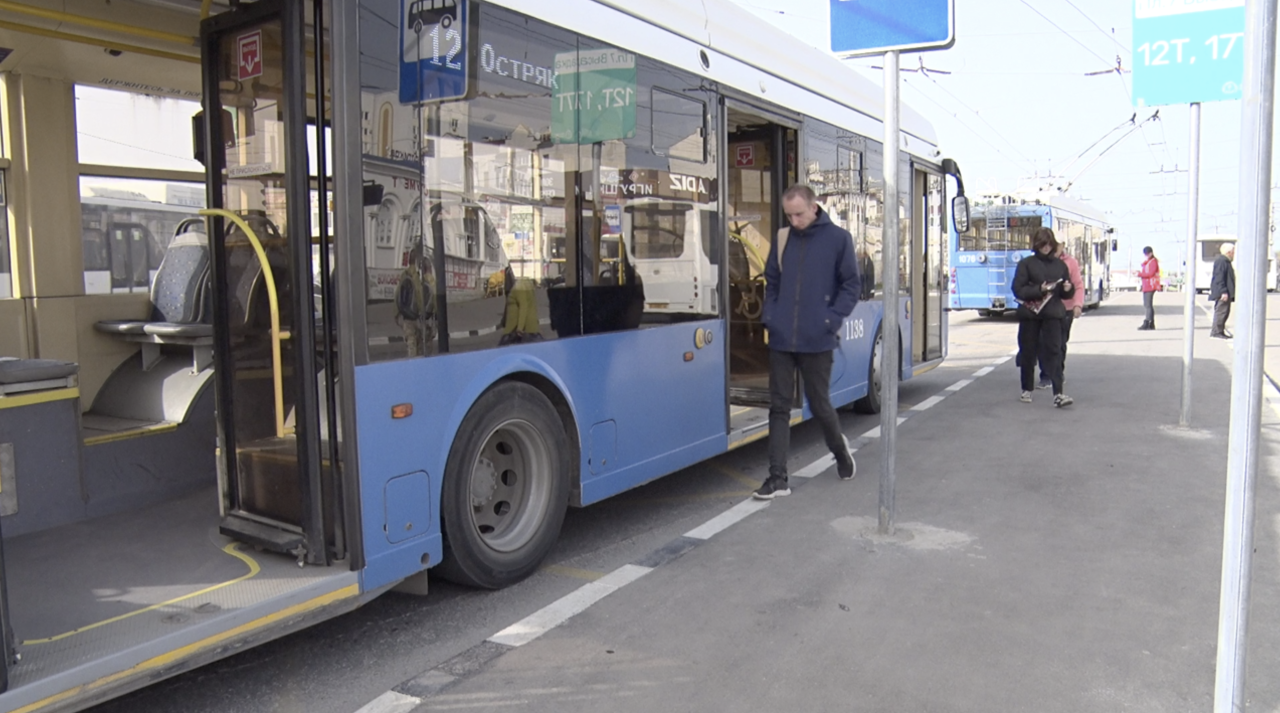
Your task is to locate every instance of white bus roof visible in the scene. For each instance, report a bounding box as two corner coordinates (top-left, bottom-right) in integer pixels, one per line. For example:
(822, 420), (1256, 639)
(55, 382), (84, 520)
(977, 190), (1111, 226)
(512, 0), (940, 157)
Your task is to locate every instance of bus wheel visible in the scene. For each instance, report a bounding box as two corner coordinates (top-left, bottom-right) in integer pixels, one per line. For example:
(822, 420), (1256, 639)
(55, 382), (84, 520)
(853, 329), (883, 414)
(438, 382), (570, 589)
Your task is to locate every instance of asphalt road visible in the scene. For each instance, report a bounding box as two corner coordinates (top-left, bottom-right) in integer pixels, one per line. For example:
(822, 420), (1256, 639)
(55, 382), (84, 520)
(87, 290), (1274, 713)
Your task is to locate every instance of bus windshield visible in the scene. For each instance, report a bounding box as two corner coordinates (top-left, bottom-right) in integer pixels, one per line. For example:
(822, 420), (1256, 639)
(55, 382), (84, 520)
(957, 215), (1042, 251)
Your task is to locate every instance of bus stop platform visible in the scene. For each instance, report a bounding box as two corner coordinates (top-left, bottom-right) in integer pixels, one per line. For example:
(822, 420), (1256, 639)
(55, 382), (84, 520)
(379, 292), (1280, 712)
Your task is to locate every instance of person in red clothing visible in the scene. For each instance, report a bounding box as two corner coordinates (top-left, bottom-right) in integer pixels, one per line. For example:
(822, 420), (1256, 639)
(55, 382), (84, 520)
(1038, 242), (1085, 389)
(1137, 246), (1161, 330)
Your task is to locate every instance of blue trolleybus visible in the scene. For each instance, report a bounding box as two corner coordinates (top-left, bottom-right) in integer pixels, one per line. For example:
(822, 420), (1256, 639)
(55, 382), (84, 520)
(949, 192), (1114, 316)
(0, 0), (966, 710)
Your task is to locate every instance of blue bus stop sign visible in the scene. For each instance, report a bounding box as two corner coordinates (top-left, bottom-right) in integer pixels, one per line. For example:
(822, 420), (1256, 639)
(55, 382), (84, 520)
(1132, 0), (1244, 107)
(400, 0), (468, 104)
(829, 0), (955, 57)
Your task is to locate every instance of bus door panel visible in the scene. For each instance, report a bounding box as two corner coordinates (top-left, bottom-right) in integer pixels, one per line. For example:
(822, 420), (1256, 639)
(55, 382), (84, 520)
(724, 103), (797, 406)
(201, 0), (333, 565)
(916, 169), (944, 363)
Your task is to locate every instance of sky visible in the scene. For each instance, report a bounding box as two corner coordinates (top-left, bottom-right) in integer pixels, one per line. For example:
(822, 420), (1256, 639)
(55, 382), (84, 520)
(728, 0), (1265, 274)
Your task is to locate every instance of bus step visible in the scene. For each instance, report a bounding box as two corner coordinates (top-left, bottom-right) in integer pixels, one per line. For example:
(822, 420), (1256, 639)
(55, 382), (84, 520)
(220, 513), (305, 556)
(729, 387), (772, 409)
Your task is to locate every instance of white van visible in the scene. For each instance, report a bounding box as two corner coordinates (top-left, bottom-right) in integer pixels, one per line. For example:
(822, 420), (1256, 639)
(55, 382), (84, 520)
(1194, 234), (1277, 293)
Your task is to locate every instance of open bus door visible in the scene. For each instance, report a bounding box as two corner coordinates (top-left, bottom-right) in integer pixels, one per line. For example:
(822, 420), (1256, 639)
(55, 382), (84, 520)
(200, 0), (341, 566)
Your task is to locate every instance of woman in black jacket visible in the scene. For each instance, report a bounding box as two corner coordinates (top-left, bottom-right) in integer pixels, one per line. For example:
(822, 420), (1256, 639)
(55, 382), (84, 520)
(1012, 228), (1075, 407)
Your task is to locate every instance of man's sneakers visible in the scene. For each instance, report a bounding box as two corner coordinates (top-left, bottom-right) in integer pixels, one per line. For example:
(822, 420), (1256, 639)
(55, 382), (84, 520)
(1210, 331), (1232, 340)
(1020, 391), (1033, 403)
(1036, 378), (1051, 390)
(753, 475), (791, 500)
(837, 450), (857, 481)
(1054, 393), (1074, 408)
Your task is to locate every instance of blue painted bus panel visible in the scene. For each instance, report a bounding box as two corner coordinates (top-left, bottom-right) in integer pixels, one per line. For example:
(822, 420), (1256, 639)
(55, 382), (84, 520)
(353, 320), (727, 590)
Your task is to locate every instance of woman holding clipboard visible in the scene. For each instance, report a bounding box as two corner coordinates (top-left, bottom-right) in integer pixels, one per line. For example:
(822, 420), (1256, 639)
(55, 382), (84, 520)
(1012, 228), (1075, 407)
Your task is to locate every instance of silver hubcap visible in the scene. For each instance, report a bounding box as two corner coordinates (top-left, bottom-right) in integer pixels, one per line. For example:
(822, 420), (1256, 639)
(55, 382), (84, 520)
(467, 419), (553, 553)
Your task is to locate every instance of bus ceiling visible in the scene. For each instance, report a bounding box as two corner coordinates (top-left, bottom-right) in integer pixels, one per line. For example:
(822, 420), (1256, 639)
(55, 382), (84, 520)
(0, 0), (244, 101)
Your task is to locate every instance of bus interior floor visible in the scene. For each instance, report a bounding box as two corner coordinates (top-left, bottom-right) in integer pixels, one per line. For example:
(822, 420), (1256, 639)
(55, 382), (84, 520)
(1, 487), (355, 692)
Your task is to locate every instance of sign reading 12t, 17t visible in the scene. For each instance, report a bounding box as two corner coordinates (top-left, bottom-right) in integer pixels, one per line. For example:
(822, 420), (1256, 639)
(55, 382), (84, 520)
(1132, 0), (1244, 107)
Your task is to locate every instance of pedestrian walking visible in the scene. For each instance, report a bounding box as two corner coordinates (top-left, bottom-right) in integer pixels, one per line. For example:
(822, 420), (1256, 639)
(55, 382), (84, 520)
(754, 185), (861, 500)
(1137, 246), (1161, 330)
(1012, 228), (1074, 408)
(1209, 242), (1235, 339)
(1037, 241), (1084, 389)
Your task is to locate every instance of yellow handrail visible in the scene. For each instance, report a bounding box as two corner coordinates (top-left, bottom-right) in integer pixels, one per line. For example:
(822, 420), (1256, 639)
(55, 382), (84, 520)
(200, 209), (291, 439)
(730, 228), (768, 280)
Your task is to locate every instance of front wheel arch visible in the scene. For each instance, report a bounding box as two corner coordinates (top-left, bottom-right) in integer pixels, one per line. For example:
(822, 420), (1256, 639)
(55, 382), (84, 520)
(853, 326), (903, 415)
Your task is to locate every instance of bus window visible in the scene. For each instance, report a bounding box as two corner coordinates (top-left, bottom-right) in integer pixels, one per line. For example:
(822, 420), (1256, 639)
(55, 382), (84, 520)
(651, 88), (705, 163)
(628, 202), (687, 259)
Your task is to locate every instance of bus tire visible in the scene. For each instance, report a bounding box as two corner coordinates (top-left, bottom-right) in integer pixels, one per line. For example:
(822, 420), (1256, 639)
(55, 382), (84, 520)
(437, 381), (571, 589)
(853, 329), (883, 414)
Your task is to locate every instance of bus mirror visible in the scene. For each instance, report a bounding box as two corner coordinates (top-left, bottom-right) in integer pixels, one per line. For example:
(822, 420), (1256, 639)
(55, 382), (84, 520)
(952, 195), (970, 234)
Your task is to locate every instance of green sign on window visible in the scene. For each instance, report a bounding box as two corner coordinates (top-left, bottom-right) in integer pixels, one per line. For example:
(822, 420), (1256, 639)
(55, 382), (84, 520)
(552, 49), (636, 145)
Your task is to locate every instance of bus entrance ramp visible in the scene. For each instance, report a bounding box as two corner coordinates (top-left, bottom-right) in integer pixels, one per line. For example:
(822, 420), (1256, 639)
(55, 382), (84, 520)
(378, 297), (1280, 712)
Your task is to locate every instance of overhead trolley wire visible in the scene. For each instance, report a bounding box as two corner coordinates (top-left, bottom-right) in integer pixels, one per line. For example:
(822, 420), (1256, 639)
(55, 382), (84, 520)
(918, 70), (1039, 170)
(1020, 0), (1131, 98)
(1058, 0), (1131, 53)
(899, 75), (1036, 178)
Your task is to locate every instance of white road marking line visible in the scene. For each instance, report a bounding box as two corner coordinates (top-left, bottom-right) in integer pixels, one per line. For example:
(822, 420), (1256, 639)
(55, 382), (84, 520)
(861, 416), (909, 439)
(359, 332), (1025, 711)
(354, 691), (421, 713)
(911, 395), (946, 411)
(487, 565), (652, 647)
(685, 498), (772, 540)
(993, 356), (1013, 365)
(791, 454), (836, 479)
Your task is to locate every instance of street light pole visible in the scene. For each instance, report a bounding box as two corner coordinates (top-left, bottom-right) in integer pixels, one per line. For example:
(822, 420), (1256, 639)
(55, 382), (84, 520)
(1214, 0), (1278, 708)
(879, 49), (900, 536)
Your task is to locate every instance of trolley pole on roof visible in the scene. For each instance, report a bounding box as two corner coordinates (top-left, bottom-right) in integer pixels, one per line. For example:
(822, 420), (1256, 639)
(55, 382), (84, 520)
(879, 50), (901, 536)
(1214, 0), (1277, 707)
(1180, 102), (1200, 428)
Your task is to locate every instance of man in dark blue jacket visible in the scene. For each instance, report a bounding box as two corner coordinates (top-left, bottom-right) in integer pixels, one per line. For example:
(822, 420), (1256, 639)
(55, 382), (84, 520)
(754, 185), (861, 500)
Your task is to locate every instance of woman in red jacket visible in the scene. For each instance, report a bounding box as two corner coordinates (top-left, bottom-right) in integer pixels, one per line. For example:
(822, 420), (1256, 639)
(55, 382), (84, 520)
(1138, 246), (1161, 330)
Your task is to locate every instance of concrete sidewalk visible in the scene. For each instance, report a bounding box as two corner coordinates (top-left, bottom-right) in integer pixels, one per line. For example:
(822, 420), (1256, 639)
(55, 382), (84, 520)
(406, 294), (1280, 712)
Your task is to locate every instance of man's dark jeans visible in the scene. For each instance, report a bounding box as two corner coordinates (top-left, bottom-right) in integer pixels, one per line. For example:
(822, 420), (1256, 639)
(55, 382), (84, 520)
(768, 349), (846, 479)
(1212, 299), (1232, 335)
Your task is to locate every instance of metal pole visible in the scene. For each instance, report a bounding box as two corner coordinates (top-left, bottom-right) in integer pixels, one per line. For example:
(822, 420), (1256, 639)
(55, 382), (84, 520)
(1180, 102), (1201, 427)
(1214, 0), (1277, 708)
(879, 50), (900, 536)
